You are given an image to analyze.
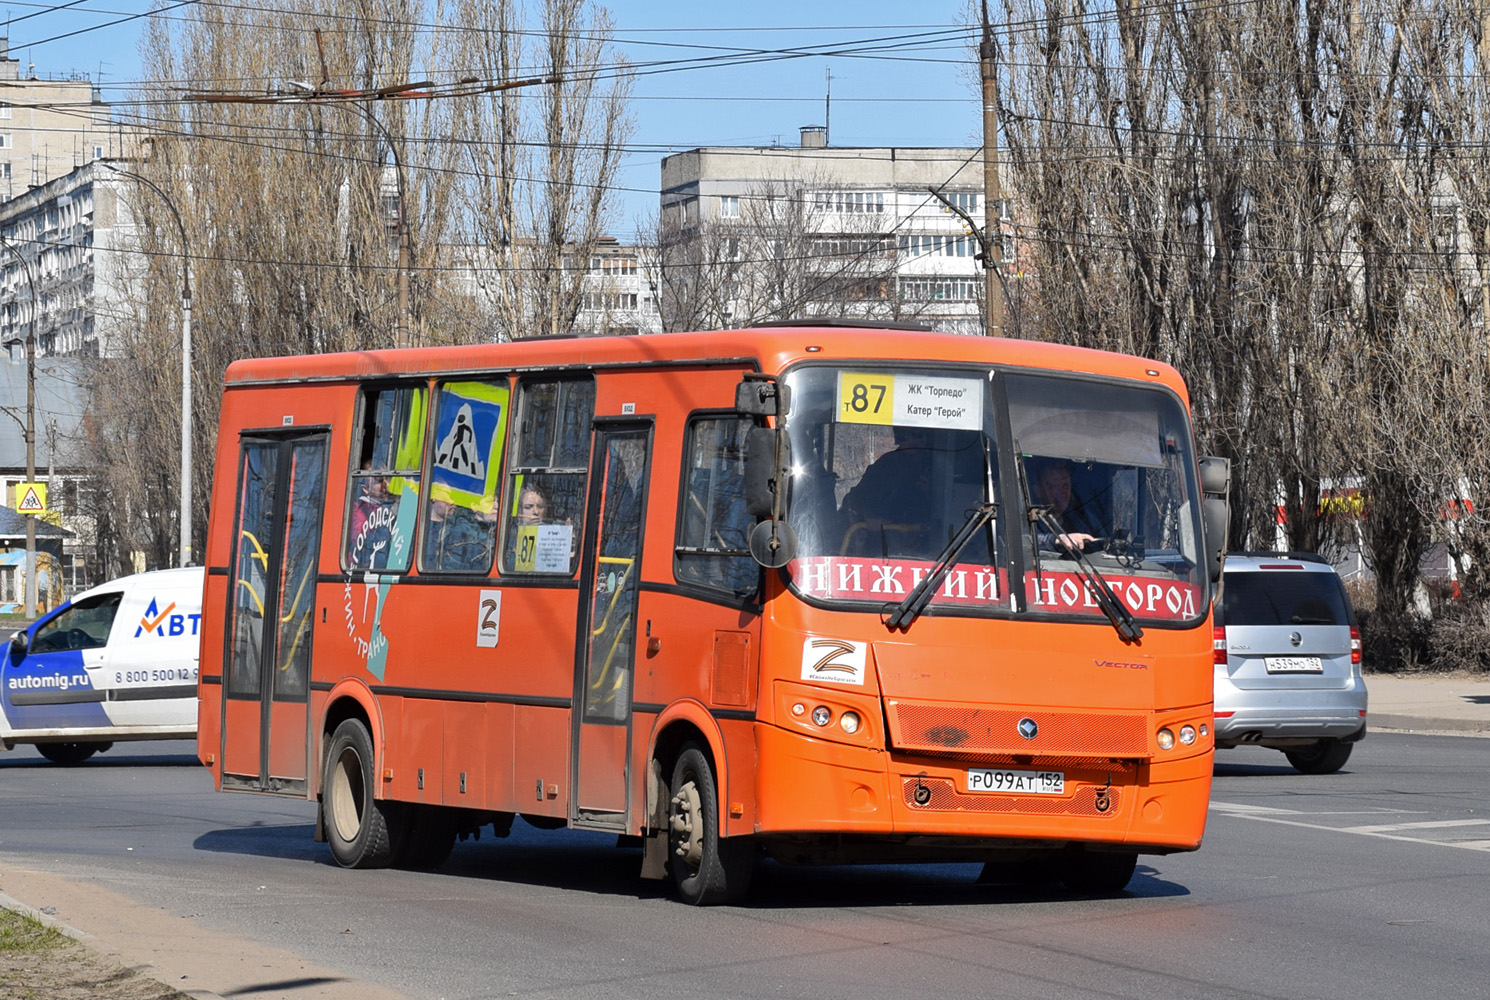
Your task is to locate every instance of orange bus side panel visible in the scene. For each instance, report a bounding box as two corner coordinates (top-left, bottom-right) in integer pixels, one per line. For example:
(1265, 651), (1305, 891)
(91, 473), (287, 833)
(513, 705), (570, 820)
(442, 701), (488, 807)
(477, 701), (516, 811)
(399, 698), (444, 804)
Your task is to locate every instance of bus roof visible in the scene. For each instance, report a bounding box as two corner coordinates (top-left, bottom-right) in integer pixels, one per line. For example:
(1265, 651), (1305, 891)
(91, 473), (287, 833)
(222, 326), (1189, 400)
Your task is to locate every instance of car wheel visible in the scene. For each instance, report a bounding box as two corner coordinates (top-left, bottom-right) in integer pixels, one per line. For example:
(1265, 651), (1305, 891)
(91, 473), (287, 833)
(1284, 739), (1353, 775)
(36, 741), (109, 765)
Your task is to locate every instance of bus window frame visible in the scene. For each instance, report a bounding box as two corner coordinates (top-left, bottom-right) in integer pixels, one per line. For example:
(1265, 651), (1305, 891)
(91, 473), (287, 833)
(417, 375), (512, 577)
(775, 359), (1209, 629)
(498, 374), (597, 578)
(671, 408), (761, 603)
(1001, 365), (1209, 630)
(343, 381), (430, 575)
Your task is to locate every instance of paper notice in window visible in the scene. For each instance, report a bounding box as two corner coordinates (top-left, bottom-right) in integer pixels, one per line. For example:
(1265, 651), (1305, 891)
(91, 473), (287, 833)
(533, 524), (573, 573)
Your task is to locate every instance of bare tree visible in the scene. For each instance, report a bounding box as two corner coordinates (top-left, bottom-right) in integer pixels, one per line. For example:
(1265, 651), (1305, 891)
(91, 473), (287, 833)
(990, 0), (1490, 625)
(451, 0), (633, 341)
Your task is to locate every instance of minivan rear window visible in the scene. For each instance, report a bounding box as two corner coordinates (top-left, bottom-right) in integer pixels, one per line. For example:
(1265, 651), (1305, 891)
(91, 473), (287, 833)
(1221, 572), (1351, 626)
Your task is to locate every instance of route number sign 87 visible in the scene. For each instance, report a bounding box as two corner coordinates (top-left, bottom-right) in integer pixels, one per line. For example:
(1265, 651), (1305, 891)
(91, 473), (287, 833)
(838, 372), (895, 425)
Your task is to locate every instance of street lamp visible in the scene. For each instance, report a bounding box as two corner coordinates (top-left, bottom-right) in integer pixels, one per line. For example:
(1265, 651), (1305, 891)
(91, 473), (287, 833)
(285, 81), (414, 348)
(0, 230), (38, 615)
(100, 160), (193, 567)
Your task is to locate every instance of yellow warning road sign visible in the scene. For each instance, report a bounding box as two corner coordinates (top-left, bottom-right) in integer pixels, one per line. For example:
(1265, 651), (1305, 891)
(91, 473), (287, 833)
(15, 482), (46, 514)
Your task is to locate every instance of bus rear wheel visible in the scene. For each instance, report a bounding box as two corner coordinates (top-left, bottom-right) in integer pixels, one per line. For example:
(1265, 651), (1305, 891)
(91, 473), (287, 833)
(36, 741), (111, 765)
(323, 719), (402, 869)
(666, 743), (753, 905)
(397, 806), (457, 870)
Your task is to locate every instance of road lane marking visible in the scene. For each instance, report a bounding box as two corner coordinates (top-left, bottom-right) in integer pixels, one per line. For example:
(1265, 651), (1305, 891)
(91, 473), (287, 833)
(1210, 800), (1490, 852)
(1341, 819), (1490, 834)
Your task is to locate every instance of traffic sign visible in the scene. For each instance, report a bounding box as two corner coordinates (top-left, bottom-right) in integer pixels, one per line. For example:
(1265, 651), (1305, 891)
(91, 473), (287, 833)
(15, 482), (46, 514)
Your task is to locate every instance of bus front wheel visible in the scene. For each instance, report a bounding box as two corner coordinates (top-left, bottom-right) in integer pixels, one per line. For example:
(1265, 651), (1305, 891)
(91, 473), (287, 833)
(323, 719), (402, 869)
(1061, 850), (1137, 894)
(666, 742), (753, 905)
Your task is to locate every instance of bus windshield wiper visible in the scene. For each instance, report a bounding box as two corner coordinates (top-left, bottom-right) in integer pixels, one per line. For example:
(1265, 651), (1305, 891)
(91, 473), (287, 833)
(883, 502), (997, 631)
(1029, 506), (1144, 643)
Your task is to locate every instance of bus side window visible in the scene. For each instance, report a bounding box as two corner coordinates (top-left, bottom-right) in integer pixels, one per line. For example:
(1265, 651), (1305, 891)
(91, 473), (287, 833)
(675, 415), (758, 596)
(345, 385), (427, 572)
(419, 379), (509, 574)
(500, 378), (595, 575)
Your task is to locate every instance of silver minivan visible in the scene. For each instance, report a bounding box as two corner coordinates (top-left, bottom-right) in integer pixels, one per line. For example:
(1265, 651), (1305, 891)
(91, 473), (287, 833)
(1213, 553), (1367, 773)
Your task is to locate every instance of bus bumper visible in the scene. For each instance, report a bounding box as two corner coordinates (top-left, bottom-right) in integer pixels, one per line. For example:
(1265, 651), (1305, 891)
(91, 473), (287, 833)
(753, 721), (1211, 855)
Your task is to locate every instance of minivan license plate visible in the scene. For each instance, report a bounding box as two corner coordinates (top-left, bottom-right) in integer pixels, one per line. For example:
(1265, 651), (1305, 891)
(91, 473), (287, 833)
(967, 769), (1064, 794)
(1265, 656), (1323, 673)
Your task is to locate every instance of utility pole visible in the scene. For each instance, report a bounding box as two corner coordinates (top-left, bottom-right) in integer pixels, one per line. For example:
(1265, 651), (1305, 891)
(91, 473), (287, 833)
(0, 233), (38, 614)
(980, 0), (1006, 336)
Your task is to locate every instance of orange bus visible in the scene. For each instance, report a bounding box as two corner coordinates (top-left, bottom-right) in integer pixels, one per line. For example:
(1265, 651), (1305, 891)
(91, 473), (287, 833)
(197, 324), (1229, 904)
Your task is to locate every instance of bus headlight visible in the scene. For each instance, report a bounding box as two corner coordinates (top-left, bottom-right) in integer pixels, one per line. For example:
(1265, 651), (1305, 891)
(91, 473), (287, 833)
(1179, 725), (1197, 745)
(812, 706), (832, 727)
(840, 712), (861, 734)
(1156, 727), (1175, 750)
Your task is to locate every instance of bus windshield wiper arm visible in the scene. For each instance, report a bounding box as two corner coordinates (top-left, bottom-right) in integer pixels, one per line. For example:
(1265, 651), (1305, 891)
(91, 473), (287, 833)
(883, 502), (997, 631)
(1030, 507), (1144, 643)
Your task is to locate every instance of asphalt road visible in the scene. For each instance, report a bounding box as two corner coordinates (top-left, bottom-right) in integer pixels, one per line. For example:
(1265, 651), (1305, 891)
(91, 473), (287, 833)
(1, 734), (1487, 1000)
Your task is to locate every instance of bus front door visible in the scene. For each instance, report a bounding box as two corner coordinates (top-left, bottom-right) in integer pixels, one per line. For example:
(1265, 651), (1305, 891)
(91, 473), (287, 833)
(220, 434), (328, 795)
(572, 423), (651, 829)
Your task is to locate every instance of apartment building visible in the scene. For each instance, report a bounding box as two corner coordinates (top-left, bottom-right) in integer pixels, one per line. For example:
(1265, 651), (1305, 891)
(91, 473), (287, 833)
(0, 37), (129, 199)
(659, 129), (1006, 335)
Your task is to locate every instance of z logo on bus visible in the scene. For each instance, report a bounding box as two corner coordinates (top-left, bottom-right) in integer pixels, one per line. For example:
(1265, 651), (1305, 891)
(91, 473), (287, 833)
(801, 637), (866, 686)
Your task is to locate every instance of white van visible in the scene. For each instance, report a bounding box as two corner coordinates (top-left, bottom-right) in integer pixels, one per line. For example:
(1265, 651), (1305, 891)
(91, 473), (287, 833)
(2, 567), (203, 764)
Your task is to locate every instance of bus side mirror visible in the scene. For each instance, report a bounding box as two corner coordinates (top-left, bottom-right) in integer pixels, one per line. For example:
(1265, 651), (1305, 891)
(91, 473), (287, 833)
(735, 375), (791, 417)
(10, 630), (28, 657)
(744, 427), (787, 519)
(1199, 455), (1231, 583)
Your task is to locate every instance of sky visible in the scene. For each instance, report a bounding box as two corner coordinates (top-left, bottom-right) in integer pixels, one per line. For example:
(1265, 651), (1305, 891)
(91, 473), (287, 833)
(3, 1), (982, 239)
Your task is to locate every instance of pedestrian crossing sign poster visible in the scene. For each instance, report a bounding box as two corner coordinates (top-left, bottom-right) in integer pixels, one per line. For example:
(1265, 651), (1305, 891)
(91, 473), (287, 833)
(430, 381), (510, 514)
(13, 482), (46, 514)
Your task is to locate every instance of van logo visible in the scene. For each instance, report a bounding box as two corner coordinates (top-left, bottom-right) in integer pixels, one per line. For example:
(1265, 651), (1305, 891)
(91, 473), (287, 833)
(134, 598), (202, 638)
(1018, 717), (1038, 740)
(1290, 631), (1303, 646)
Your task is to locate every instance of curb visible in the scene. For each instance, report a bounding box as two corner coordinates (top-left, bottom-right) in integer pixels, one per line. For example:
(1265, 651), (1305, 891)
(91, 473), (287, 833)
(0, 890), (226, 1000)
(1370, 714), (1490, 736)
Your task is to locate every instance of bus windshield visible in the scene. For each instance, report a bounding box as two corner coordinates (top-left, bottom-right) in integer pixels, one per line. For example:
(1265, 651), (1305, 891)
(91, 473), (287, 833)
(781, 364), (1206, 623)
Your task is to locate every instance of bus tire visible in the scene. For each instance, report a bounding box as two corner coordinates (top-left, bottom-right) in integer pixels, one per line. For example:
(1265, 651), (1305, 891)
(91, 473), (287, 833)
(1061, 850), (1137, 894)
(323, 719), (401, 869)
(667, 743), (753, 905)
(397, 806), (457, 870)
(36, 741), (109, 765)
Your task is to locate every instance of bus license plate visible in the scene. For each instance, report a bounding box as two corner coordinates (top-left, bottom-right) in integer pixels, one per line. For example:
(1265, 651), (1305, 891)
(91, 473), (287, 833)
(967, 769), (1065, 794)
(1265, 656), (1323, 673)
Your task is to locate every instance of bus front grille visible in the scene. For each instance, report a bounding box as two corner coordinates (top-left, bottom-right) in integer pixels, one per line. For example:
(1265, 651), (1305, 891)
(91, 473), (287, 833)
(886, 701), (1149, 757)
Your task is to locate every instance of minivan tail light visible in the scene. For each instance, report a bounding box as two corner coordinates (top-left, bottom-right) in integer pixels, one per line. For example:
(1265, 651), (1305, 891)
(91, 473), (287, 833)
(1213, 625), (1228, 666)
(1350, 625), (1361, 665)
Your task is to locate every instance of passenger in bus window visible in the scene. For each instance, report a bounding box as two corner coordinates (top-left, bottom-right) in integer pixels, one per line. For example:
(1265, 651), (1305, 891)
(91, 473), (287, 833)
(1033, 458), (1102, 552)
(426, 499), (494, 572)
(517, 485), (548, 524)
(348, 474), (399, 568)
